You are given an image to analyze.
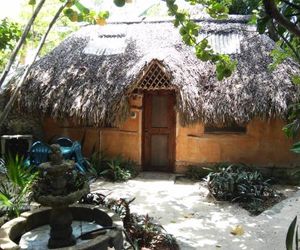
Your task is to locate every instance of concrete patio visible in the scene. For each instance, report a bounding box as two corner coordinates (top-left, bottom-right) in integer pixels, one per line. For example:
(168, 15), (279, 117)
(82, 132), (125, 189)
(90, 172), (300, 250)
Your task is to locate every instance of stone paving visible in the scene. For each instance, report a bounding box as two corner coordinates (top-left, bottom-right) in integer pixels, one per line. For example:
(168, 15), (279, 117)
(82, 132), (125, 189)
(90, 172), (300, 250)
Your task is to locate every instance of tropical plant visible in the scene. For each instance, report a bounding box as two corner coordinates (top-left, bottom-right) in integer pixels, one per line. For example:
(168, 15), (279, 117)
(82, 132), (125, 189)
(185, 165), (214, 180)
(206, 163), (278, 215)
(100, 158), (132, 182)
(286, 216), (298, 250)
(90, 153), (138, 182)
(0, 155), (37, 218)
(0, 157), (6, 174)
(89, 150), (109, 175)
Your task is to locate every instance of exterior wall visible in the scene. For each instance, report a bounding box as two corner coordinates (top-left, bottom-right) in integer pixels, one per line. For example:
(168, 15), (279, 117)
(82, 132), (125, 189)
(43, 119), (100, 157)
(43, 96), (300, 172)
(175, 118), (300, 172)
(100, 96), (142, 164)
(43, 95), (142, 164)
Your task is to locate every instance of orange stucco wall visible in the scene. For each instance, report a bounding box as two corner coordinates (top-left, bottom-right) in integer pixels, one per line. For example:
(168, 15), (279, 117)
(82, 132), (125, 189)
(42, 95), (300, 172)
(43, 95), (142, 164)
(175, 118), (300, 172)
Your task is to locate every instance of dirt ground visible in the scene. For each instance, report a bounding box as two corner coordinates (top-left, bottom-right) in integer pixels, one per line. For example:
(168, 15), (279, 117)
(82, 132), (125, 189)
(90, 172), (300, 250)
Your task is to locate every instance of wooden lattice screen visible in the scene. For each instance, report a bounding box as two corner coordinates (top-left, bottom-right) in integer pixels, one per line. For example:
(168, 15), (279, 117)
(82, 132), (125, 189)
(135, 61), (174, 90)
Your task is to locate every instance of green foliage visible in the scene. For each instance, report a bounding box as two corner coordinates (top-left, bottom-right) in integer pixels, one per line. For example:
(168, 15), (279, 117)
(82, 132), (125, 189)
(268, 42), (290, 70)
(291, 141), (300, 154)
(286, 216), (299, 250)
(0, 155), (37, 218)
(63, 0), (93, 23)
(89, 152), (138, 182)
(100, 158), (138, 182)
(292, 75), (300, 85)
(283, 103), (300, 143)
(206, 2), (229, 19)
(207, 163), (277, 215)
(0, 18), (22, 71)
(228, 0), (260, 15)
(215, 55), (237, 80)
(185, 165), (214, 180)
(251, 0), (300, 65)
(14, 0), (112, 66)
(166, 0), (236, 80)
(165, 0), (299, 81)
(284, 83), (300, 156)
(100, 159), (132, 182)
(28, 0), (36, 6)
(0, 18), (21, 51)
(89, 150), (109, 175)
(114, 0), (126, 7)
(5, 154), (37, 190)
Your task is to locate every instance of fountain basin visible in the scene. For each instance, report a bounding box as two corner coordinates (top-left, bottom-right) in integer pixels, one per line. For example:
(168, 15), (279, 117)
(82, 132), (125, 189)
(0, 205), (123, 250)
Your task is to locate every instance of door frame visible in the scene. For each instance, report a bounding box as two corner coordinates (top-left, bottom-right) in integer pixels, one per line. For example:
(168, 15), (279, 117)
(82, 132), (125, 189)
(142, 90), (176, 172)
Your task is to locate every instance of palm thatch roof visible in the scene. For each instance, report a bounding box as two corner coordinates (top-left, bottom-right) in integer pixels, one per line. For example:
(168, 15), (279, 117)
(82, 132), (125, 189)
(7, 15), (300, 126)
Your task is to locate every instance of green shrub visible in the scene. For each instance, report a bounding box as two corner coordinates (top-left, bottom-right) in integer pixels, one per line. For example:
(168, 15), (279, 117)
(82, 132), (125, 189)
(89, 153), (138, 182)
(185, 165), (214, 180)
(89, 150), (109, 176)
(100, 159), (132, 182)
(206, 163), (277, 215)
(0, 155), (37, 218)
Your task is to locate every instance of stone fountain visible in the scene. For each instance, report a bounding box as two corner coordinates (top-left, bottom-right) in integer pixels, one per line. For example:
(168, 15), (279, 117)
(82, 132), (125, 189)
(0, 144), (123, 250)
(33, 144), (89, 248)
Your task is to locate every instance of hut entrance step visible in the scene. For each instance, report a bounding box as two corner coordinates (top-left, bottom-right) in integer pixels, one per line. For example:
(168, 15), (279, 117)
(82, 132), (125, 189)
(143, 90), (175, 172)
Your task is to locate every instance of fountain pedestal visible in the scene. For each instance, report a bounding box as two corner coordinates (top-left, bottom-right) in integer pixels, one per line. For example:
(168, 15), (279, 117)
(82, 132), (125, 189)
(48, 207), (76, 248)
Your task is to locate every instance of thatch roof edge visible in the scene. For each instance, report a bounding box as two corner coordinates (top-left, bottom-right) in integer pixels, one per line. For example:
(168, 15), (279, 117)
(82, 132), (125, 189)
(5, 17), (300, 127)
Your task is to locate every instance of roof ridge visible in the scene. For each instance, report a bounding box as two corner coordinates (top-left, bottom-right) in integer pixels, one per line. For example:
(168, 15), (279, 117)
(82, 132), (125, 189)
(106, 14), (251, 25)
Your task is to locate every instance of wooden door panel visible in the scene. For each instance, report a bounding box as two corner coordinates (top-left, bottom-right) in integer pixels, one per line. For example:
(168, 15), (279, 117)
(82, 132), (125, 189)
(143, 91), (175, 172)
(150, 134), (169, 167)
(151, 95), (168, 127)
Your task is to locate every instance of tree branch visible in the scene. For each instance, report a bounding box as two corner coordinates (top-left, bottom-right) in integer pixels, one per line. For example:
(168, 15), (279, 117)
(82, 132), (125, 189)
(0, 0), (46, 87)
(272, 20), (300, 62)
(263, 0), (300, 37)
(0, 1), (69, 128)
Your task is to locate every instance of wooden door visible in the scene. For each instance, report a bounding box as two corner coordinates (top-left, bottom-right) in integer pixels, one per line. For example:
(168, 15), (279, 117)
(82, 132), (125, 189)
(143, 91), (176, 172)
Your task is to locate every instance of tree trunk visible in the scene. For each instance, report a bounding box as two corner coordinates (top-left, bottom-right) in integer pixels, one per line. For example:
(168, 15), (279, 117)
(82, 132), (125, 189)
(263, 0), (300, 37)
(0, 1), (68, 128)
(0, 0), (46, 87)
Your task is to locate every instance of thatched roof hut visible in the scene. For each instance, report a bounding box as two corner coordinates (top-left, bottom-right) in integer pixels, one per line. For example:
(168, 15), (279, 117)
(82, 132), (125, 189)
(8, 15), (300, 127)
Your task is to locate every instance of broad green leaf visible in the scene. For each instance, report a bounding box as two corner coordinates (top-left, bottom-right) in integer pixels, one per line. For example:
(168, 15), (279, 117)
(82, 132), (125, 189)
(114, 0), (125, 7)
(292, 75), (300, 85)
(286, 216), (297, 250)
(98, 11), (109, 19)
(75, 1), (89, 14)
(291, 142), (300, 153)
(0, 193), (12, 207)
(28, 0), (36, 6)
